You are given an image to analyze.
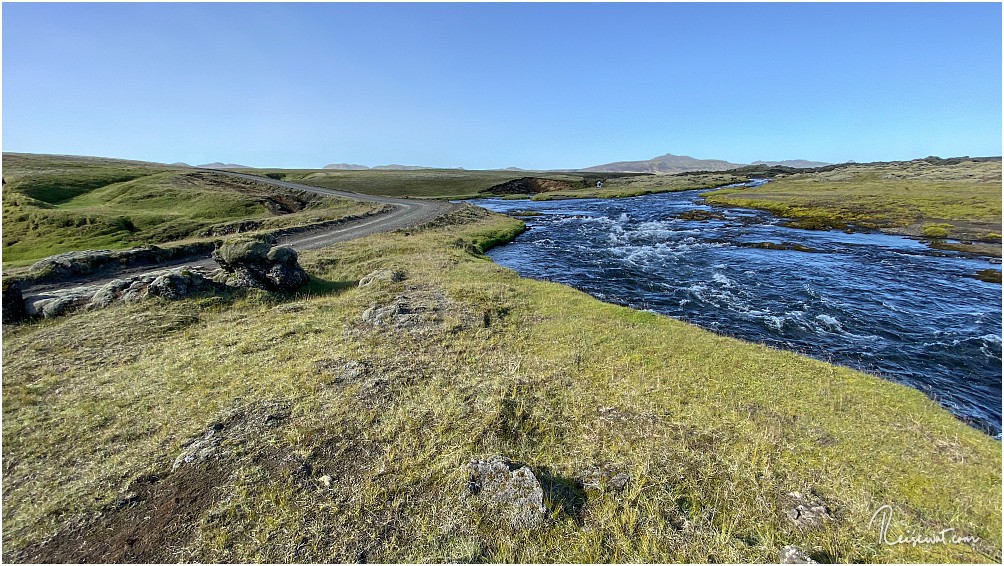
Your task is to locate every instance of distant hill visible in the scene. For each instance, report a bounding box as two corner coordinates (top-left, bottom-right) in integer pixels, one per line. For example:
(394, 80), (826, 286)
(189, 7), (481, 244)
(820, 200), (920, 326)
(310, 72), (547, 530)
(323, 163), (370, 170)
(581, 153), (831, 173)
(197, 162), (252, 169)
(581, 153), (743, 173)
(752, 159), (832, 168)
(371, 164), (437, 171)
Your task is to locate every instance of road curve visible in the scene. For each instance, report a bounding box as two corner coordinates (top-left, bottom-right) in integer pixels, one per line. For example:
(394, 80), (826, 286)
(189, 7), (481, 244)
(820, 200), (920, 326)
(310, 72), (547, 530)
(19, 171), (455, 298)
(216, 171), (453, 251)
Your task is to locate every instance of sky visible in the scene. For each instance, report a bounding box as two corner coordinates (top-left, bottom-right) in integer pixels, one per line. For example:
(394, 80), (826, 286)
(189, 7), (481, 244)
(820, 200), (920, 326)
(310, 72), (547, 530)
(3, 3), (1001, 170)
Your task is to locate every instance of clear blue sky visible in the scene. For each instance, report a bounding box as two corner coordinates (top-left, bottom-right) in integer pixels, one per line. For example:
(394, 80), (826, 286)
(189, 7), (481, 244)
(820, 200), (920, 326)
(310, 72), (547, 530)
(3, 3), (1001, 169)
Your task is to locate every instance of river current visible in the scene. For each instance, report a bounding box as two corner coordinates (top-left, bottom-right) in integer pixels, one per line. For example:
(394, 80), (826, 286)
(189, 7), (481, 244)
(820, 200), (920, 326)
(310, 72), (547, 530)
(467, 187), (1003, 436)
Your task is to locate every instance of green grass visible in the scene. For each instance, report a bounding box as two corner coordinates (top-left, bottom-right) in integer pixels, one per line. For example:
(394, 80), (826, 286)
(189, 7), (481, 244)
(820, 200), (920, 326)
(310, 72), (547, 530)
(241, 168), (745, 202)
(702, 160), (1002, 255)
(530, 173), (748, 200)
(3, 207), (999, 563)
(2, 154), (375, 265)
(243, 169), (634, 200)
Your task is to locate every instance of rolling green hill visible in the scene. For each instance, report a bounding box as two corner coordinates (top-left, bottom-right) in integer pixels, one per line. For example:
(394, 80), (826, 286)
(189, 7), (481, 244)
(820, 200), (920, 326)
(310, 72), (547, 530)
(1, 154), (373, 265)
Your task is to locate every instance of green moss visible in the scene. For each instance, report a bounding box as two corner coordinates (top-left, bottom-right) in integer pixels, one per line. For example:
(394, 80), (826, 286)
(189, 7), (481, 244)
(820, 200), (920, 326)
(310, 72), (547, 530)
(922, 223), (952, 239)
(975, 269), (1002, 284)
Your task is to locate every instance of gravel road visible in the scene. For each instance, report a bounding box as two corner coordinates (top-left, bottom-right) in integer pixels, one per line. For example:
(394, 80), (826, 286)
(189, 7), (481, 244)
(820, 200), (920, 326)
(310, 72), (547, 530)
(19, 171), (455, 299)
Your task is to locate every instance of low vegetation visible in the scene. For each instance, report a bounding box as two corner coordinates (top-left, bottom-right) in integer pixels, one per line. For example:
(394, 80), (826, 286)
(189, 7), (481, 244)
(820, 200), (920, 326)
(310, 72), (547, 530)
(3, 207), (999, 563)
(2, 154), (374, 266)
(529, 172), (748, 201)
(702, 159), (1002, 256)
(244, 168), (744, 202)
(244, 169), (638, 201)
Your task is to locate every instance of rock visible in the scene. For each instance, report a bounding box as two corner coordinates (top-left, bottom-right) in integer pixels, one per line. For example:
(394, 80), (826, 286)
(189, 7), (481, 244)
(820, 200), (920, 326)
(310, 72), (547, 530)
(2, 280), (27, 324)
(780, 545), (817, 564)
(358, 269), (405, 288)
(576, 466), (630, 495)
(26, 243), (214, 284)
(467, 455), (546, 528)
(360, 290), (447, 330)
(785, 491), (832, 529)
(211, 236), (309, 292)
(172, 425), (223, 471)
(88, 279), (131, 309)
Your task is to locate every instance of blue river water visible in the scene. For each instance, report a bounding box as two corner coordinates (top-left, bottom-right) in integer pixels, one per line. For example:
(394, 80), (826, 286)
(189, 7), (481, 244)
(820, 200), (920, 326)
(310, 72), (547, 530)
(467, 188), (1003, 436)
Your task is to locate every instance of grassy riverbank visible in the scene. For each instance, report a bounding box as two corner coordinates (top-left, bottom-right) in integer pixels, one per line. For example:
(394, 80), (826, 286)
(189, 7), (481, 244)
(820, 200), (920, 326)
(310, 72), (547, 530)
(702, 159), (1002, 256)
(528, 172), (748, 200)
(3, 206), (999, 563)
(241, 169), (624, 200)
(2, 154), (375, 266)
(243, 168), (743, 202)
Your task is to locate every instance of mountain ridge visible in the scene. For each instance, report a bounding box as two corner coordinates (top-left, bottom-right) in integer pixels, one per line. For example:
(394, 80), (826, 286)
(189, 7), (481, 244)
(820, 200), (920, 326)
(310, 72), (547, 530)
(581, 153), (831, 173)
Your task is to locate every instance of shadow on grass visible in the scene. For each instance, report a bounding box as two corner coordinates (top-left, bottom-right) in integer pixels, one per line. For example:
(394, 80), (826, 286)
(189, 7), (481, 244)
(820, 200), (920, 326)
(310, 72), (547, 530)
(535, 466), (587, 524)
(298, 276), (357, 297)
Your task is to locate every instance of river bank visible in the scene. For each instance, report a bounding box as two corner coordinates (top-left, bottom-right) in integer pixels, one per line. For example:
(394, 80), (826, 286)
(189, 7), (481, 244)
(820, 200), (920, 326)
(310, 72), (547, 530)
(470, 191), (1002, 437)
(4, 207), (1000, 562)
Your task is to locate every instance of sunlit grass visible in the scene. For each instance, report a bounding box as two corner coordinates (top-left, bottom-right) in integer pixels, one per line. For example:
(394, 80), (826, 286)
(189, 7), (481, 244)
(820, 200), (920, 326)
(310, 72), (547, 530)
(3, 208), (999, 563)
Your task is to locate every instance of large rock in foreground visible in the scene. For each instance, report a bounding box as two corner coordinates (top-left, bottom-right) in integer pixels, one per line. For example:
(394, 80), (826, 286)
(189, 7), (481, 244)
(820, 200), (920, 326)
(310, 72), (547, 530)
(211, 235), (309, 292)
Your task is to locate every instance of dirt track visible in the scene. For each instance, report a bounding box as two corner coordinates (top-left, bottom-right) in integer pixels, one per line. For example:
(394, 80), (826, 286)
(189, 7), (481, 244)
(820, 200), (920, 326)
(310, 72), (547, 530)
(18, 171), (455, 300)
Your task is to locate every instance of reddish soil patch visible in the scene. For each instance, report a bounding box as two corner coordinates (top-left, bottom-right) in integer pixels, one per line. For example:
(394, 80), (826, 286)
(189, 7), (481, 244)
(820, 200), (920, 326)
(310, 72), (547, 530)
(484, 177), (577, 195)
(11, 464), (228, 563)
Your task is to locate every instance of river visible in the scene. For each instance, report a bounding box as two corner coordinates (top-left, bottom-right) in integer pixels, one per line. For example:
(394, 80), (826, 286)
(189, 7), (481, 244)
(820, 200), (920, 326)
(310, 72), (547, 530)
(467, 187), (1003, 436)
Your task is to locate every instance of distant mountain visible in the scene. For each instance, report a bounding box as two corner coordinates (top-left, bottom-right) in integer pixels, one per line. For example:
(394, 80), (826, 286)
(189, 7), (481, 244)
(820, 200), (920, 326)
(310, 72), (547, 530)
(580, 153), (743, 174)
(197, 162), (252, 169)
(752, 159), (832, 168)
(371, 164), (437, 171)
(170, 162), (192, 167)
(323, 163), (370, 170)
(502, 167), (526, 171)
(581, 153), (831, 173)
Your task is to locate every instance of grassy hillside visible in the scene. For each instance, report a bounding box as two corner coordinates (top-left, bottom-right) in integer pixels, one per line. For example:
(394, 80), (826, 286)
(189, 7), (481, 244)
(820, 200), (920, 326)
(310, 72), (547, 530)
(2, 154), (374, 265)
(242, 168), (747, 202)
(530, 172), (748, 200)
(703, 159), (1002, 256)
(3, 207), (999, 563)
(242, 168), (641, 200)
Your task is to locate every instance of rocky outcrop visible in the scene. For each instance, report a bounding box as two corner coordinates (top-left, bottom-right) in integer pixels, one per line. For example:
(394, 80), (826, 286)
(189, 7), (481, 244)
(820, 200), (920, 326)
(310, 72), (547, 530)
(23, 266), (222, 319)
(13, 237), (312, 321)
(2, 280), (28, 324)
(467, 456), (546, 528)
(210, 235), (309, 292)
(26, 243), (215, 283)
(360, 289), (447, 330)
(358, 269), (406, 288)
(784, 491), (833, 529)
(483, 177), (576, 195)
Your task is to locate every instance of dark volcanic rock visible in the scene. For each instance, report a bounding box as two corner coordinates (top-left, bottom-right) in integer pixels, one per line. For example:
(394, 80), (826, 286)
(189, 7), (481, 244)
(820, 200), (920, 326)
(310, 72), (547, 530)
(2, 280), (28, 324)
(212, 235), (309, 292)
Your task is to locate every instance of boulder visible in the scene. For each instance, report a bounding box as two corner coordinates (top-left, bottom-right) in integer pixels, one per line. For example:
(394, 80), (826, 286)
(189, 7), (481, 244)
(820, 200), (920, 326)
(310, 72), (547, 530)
(212, 236), (309, 292)
(2, 280), (27, 324)
(785, 491), (832, 529)
(358, 269), (406, 288)
(467, 455), (546, 528)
